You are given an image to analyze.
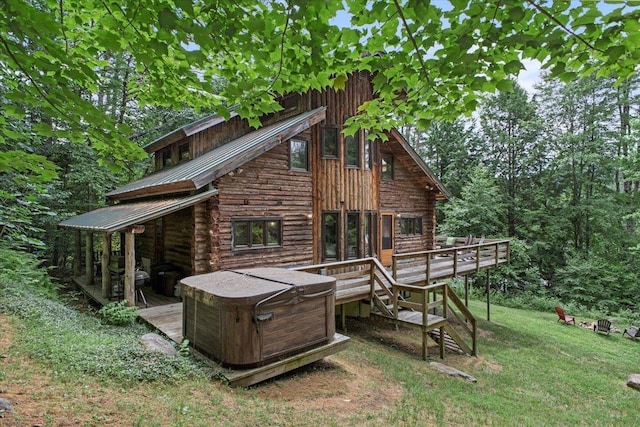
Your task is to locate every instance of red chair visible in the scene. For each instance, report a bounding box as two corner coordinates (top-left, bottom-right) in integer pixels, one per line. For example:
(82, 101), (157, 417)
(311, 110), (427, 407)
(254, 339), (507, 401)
(555, 306), (575, 325)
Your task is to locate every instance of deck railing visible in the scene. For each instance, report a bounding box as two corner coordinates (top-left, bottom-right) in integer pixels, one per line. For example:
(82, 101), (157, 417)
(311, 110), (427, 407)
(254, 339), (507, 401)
(293, 257), (477, 358)
(392, 238), (510, 285)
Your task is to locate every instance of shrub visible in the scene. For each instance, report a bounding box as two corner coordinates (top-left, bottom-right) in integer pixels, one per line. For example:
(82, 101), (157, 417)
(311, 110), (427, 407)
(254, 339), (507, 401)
(98, 300), (139, 326)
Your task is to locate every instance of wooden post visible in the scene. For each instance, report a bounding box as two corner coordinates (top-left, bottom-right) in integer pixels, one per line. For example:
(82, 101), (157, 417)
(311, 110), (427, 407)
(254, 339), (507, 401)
(73, 230), (81, 277)
(123, 225), (145, 307)
(101, 233), (112, 299)
(464, 275), (469, 307)
(422, 290), (428, 360)
(486, 270), (491, 321)
(439, 326), (445, 359)
(85, 232), (94, 286)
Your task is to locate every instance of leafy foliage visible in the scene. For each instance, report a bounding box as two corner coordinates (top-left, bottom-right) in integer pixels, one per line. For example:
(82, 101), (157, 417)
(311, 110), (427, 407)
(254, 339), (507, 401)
(99, 300), (139, 326)
(0, 246), (209, 382)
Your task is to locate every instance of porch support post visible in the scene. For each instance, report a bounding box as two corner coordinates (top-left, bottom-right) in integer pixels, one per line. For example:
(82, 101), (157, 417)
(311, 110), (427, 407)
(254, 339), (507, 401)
(73, 230), (81, 277)
(101, 233), (112, 299)
(124, 225), (145, 307)
(486, 270), (491, 321)
(85, 232), (94, 286)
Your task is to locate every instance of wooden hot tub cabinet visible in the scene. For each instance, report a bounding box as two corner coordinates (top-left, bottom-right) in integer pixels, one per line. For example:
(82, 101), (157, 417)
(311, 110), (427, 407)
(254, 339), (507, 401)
(180, 268), (336, 368)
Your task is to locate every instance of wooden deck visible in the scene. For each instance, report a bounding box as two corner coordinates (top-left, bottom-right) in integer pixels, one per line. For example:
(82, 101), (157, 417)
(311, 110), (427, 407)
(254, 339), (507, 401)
(138, 303), (183, 342)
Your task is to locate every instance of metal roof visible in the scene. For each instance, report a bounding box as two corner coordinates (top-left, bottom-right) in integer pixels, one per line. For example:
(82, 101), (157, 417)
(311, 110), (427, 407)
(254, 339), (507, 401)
(388, 128), (451, 200)
(58, 189), (218, 233)
(108, 107), (326, 200)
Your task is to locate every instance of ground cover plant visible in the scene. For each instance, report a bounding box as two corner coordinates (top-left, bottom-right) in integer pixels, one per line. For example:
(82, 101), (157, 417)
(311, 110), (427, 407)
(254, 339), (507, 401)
(2, 250), (639, 427)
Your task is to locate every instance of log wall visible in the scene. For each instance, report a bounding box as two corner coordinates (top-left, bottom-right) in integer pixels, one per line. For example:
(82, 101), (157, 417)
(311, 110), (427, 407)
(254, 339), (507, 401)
(213, 130), (314, 270)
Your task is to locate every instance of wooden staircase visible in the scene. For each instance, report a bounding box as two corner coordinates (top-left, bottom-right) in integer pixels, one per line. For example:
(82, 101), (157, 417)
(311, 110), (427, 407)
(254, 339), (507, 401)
(293, 257), (478, 360)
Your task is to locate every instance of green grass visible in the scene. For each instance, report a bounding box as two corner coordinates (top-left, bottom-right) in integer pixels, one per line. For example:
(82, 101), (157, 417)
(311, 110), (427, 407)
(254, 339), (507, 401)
(2, 263), (640, 426)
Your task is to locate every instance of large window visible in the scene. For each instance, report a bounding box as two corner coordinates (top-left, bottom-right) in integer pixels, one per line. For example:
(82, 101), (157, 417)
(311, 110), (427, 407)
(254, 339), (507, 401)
(290, 139), (309, 171)
(345, 133), (360, 168)
(382, 153), (394, 180)
(233, 218), (282, 250)
(400, 217), (422, 236)
(346, 213), (360, 259)
(322, 126), (338, 158)
(364, 212), (376, 257)
(322, 212), (339, 260)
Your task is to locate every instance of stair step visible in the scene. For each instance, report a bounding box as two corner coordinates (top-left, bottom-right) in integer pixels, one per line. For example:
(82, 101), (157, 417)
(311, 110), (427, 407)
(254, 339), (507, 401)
(428, 331), (465, 354)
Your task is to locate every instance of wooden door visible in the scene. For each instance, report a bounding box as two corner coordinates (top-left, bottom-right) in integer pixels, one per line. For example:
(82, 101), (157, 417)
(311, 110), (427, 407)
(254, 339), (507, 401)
(380, 213), (394, 266)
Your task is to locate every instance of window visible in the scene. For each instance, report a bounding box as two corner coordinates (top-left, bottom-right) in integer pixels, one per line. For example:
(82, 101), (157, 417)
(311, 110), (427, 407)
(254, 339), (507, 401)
(178, 143), (190, 162)
(279, 94), (298, 111)
(161, 148), (172, 167)
(381, 153), (394, 180)
(364, 138), (372, 170)
(345, 133), (359, 168)
(232, 218), (282, 250)
(322, 126), (338, 158)
(346, 213), (360, 259)
(322, 212), (339, 260)
(364, 212), (376, 257)
(290, 139), (309, 171)
(401, 217), (422, 236)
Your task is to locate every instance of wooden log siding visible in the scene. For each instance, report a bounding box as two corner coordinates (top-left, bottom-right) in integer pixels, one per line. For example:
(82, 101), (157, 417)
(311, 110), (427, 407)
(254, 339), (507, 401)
(193, 198), (214, 274)
(162, 209), (193, 274)
(136, 221), (155, 263)
(214, 135), (314, 270)
(380, 145), (436, 253)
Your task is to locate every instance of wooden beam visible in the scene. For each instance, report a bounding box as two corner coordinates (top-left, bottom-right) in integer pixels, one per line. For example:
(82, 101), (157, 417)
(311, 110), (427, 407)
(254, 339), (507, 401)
(101, 233), (112, 299)
(128, 224), (145, 234)
(222, 334), (350, 388)
(73, 230), (81, 277)
(85, 233), (94, 286)
(124, 231), (136, 306)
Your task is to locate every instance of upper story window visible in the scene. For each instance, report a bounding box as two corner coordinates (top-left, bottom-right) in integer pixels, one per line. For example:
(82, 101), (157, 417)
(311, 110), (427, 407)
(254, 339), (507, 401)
(364, 137), (372, 171)
(382, 153), (394, 181)
(345, 133), (360, 168)
(232, 218), (282, 250)
(401, 217), (423, 236)
(290, 139), (309, 171)
(322, 126), (338, 158)
(279, 94), (298, 111)
(178, 143), (190, 162)
(161, 148), (172, 167)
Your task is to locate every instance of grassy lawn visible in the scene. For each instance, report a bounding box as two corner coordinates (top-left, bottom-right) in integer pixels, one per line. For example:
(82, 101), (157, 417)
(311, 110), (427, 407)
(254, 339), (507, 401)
(1, 292), (639, 426)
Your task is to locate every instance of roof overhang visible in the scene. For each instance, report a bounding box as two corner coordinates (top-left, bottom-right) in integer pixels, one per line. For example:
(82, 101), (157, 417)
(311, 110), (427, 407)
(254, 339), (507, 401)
(58, 189), (218, 233)
(388, 128), (451, 200)
(108, 107), (326, 201)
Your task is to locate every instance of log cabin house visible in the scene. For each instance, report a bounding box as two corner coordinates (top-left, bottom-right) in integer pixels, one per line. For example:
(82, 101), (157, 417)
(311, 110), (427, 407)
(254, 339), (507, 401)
(60, 71), (510, 361)
(59, 71), (450, 304)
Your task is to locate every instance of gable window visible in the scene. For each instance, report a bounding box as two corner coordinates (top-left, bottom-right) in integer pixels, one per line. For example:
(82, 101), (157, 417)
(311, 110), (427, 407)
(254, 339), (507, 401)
(322, 126), (338, 158)
(401, 217), (422, 236)
(279, 94), (298, 111)
(346, 212), (360, 259)
(178, 143), (190, 162)
(233, 218), (282, 250)
(161, 148), (172, 168)
(322, 212), (339, 261)
(290, 139), (309, 171)
(382, 153), (394, 180)
(364, 137), (372, 171)
(345, 133), (360, 168)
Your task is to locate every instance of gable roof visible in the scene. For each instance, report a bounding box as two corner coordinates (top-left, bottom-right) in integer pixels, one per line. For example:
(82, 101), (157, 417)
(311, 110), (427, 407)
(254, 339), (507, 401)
(388, 128), (450, 200)
(108, 107), (326, 201)
(143, 107), (239, 154)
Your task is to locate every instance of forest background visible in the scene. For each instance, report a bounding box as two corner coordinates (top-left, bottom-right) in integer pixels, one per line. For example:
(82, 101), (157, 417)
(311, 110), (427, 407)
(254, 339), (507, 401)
(1, 1), (639, 320)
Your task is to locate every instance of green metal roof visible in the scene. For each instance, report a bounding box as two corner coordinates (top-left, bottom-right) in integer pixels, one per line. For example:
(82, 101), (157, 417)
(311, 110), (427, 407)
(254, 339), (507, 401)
(108, 107), (326, 200)
(58, 189), (218, 233)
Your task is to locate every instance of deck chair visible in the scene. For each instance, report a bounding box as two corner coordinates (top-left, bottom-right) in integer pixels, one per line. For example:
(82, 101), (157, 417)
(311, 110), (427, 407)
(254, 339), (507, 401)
(593, 319), (612, 335)
(623, 325), (640, 341)
(555, 306), (575, 325)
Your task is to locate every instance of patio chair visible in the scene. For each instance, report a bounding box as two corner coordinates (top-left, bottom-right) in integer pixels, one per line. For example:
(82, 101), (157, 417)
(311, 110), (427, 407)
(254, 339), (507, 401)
(555, 306), (575, 325)
(623, 325), (640, 341)
(593, 319), (612, 335)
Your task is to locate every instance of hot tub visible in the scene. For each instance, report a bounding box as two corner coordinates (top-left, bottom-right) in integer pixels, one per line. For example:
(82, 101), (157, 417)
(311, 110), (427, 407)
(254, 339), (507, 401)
(180, 268), (336, 368)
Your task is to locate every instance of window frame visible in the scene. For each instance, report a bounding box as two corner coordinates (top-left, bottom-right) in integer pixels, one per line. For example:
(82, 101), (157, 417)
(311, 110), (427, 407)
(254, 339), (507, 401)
(321, 126), (339, 158)
(381, 153), (394, 181)
(289, 139), (309, 172)
(400, 217), (423, 236)
(345, 212), (360, 259)
(345, 132), (360, 168)
(232, 217), (283, 250)
(321, 211), (340, 261)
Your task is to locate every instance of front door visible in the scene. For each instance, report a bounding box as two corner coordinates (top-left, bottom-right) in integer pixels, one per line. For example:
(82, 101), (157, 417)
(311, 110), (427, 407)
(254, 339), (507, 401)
(380, 213), (394, 266)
